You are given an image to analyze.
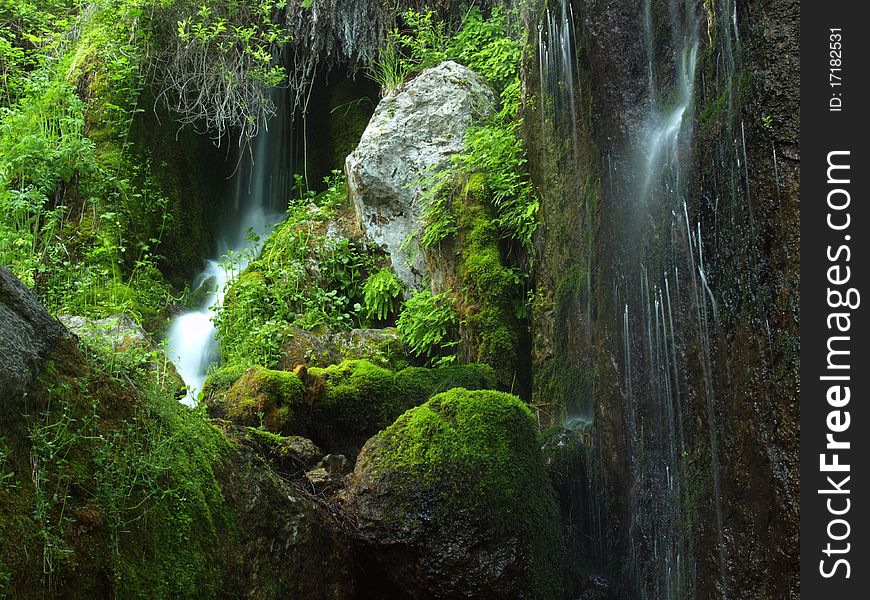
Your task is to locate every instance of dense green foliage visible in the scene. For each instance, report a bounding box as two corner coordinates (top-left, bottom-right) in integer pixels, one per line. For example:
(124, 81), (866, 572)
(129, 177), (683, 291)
(0, 335), (236, 598)
(373, 6), (536, 251)
(396, 290), (460, 366)
(0, 0), (173, 323)
(373, 7), (521, 94)
(0, 0), (301, 330)
(362, 267), (404, 322)
(213, 173), (387, 367)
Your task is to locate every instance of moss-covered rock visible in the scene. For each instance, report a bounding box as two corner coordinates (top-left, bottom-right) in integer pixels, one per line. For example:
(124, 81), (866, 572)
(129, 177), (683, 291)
(58, 313), (186, 397)
(278, 326), (408, 371)
(341, 388), (566, 599)
(425, 173), (524, 391)
(0, 340), (356, 599)
(204, 360), (498, 457)
(220, 367), (305, 432)
(455, 175), (522, 387)
(0, 271), (355, 599)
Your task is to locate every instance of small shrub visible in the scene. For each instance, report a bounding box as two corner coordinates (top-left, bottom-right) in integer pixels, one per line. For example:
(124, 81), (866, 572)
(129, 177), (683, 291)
(363, 268), (404, 322)
(214, 172), (381, 367)
(396, 290), (459, 365)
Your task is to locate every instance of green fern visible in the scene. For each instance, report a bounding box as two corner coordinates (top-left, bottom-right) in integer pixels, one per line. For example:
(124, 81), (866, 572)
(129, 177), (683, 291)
(396, 290), (459, 365)
(363, 268), (404, 321)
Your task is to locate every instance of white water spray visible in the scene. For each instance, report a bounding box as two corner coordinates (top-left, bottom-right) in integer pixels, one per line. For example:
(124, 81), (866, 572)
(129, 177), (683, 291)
(166, 89), (292, 405)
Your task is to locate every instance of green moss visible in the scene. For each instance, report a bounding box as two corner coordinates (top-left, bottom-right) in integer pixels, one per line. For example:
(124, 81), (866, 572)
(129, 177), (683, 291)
(0, 339), (240, 599)
(215, 174), (381, 368)
(308, 360), (497, 455)
(206, 360), (497, 456)
(364, 388), (565, 597)
(453, 175), (521, 388)
(203, 364), (249, 395)
(222, 367), (305, 432)
(534, 265), (594, 417)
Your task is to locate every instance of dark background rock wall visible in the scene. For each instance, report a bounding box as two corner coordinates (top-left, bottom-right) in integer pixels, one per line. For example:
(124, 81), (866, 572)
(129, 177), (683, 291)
(525, 0), (799, 596)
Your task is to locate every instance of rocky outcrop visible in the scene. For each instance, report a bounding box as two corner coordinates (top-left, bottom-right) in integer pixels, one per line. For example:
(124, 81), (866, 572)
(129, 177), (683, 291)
(215, 444), (356, 599)
(345, 61), (496, 290)
(279, 326), (407, 371)
(0, 270), (355, 600)
(341, 388), (565, 599)
(0, 266), (64, 418)
(59, 313), (185, 395)
(526, 0), (800, 595)
(203, 360), (498, 457)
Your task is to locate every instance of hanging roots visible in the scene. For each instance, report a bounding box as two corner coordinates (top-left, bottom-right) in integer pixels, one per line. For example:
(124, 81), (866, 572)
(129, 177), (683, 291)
(147, 1), (500, 144)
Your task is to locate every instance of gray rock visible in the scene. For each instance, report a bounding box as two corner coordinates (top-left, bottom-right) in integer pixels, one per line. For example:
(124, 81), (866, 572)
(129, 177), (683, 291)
(305, 454), (352, 495)
(244, 428), (324, 476)
(286, 435), (325, 467)
(0, 267), (64, 417)
(316, 454), (352, 476)
(278, 326), (407, 371)
(59, 313), (185, 395)
(59, 314), (149, 349)
(345, 61), (496, 290)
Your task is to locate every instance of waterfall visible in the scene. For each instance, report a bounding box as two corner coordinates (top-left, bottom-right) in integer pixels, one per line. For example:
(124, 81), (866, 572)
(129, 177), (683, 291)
(166, 87), (292, 406)
(611, 0), (733, 597)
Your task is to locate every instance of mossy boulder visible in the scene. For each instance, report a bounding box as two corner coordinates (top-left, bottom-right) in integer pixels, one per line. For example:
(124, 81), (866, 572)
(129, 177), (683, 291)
(216, 367), (306, 432)
(0, 274), (355, 599)
(0, 266), (65, 418)
(203, 360), (498, 457)
(341, 388), (566, 599)
(278, 327), (408, 371)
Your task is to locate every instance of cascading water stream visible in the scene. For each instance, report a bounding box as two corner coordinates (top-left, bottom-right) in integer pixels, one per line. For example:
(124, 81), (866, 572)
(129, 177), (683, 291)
(614, 0), (730, 597)
(166, 88), (292, 406)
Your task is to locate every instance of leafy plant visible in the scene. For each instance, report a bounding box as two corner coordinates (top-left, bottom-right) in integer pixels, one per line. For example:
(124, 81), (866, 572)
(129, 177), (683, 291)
(214, 172), (382, 367)
(389, 7), (537, 252)
(396, 290), (459, 365)
(363, 268), (404, 322)
(162, 0), (293, 141)
(368, 37), (408, 96)
(416, 81), (537, 253)
(377, 6), (522, 93)
(0, 436), (14, 490)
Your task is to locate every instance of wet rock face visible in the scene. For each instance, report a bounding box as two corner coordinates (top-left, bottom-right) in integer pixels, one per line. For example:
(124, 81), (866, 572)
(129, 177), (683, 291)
(527, 0), (799, 596)
(211, 444), (357, 599)
(341, 389), (565, 599)
(345, 60), (496, 290)
(0, 267), (64, 417)
(694, 0), (800, 595)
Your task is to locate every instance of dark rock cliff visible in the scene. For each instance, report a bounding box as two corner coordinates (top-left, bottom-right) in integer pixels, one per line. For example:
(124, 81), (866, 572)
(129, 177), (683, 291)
(525, 0), (799, 596)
